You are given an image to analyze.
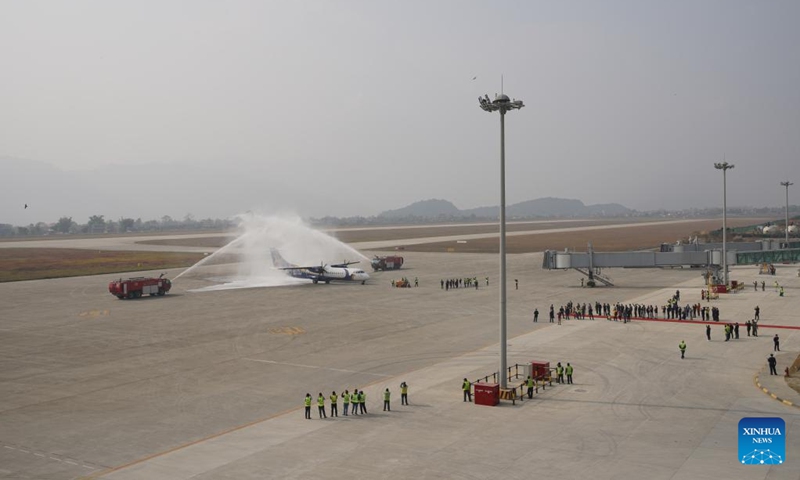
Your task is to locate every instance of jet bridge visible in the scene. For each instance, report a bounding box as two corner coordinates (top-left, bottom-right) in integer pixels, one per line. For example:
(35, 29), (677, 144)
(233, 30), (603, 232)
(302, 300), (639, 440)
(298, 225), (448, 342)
(542, 240), (800, 287)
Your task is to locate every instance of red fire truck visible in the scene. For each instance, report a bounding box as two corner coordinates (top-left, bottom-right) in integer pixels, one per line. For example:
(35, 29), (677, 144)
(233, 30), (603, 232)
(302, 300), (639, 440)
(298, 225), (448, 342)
(109, 274), (172, 299)
(370, 255), (404, 271)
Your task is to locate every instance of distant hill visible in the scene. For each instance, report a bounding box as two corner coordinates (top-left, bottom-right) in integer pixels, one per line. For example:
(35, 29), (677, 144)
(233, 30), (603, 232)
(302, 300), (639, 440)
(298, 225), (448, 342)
(377, 197), (632, 219)
(378, 199), (462, 219)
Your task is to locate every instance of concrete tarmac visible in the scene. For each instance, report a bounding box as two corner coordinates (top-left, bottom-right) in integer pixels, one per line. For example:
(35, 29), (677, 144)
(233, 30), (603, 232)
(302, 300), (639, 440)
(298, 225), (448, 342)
(1, 240), (799, 479)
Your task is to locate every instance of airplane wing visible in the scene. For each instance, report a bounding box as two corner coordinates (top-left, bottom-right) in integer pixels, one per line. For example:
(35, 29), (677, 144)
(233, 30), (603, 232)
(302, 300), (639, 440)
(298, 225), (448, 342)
(331, 261), (360, 268)
(276, 266), (325, 274)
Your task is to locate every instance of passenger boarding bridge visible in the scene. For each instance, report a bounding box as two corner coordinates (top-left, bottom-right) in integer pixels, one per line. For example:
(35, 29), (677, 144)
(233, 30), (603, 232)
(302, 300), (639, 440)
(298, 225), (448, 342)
(542, 239), (800, 287)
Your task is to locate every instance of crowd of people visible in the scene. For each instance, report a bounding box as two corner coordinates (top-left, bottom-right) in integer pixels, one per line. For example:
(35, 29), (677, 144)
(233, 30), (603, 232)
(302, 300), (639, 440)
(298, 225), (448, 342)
(440, 277), (486, 290)
(305, 382), (409, 419)
(535, 290), (735, 326)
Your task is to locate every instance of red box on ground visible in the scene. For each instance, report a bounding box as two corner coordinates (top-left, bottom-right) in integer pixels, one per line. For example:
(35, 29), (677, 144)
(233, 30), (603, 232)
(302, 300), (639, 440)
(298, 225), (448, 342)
(531, 361), (550, 378)
(474, 383), (499, 406)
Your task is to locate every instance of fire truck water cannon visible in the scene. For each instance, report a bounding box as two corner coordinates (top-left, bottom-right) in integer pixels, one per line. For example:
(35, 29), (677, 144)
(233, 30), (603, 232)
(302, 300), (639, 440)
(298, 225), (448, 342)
(109, 273), (172, 299)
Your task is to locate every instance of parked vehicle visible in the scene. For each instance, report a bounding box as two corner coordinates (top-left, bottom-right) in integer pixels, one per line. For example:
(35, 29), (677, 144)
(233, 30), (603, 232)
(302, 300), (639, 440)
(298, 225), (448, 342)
(371, 255), (404, 271)
(109, 274), (171, 299)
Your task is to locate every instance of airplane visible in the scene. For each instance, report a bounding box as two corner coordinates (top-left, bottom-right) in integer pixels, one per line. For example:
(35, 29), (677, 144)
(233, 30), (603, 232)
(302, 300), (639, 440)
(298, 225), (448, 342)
(270, 248), (370, 285)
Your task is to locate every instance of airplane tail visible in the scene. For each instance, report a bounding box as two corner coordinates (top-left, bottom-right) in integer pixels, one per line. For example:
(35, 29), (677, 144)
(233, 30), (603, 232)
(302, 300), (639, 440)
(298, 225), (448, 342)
(270, 248), (295, 268)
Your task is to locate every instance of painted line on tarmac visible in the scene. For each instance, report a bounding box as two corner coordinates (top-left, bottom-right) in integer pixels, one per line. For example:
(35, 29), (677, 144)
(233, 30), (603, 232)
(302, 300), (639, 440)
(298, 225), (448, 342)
(753, 370), (800, 409)
(243, 358), (391, 377)
(1, 443), (100, 472)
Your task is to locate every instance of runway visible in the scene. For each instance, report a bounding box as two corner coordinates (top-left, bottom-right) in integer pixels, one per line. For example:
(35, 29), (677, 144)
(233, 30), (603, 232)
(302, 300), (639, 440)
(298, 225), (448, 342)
(0, 229), (799, 479)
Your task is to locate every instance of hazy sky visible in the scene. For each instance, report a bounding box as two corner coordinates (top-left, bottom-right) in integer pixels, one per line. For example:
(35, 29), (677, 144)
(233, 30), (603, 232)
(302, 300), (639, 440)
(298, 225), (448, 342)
(2, 1), (799, 225)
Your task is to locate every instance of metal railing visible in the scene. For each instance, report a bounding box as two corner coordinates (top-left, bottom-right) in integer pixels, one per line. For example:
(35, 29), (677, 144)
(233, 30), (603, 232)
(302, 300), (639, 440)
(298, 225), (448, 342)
(472, 364), (556, 405)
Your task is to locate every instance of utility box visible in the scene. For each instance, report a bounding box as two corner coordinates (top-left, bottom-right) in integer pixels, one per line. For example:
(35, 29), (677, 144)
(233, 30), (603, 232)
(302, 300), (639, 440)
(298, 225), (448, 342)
(474, 383), (499, 406)
(531, 361), (550, 379)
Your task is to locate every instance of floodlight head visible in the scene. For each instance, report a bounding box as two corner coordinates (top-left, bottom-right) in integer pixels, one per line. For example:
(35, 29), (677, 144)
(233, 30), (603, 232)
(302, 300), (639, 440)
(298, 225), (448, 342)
(714, 162), (734, 171)
(479, 93), (524, 113)
(780, 181), (794, 187)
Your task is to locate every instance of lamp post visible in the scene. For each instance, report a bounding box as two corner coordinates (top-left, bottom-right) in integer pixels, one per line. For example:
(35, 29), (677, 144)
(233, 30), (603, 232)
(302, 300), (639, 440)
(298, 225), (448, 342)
(479, 92), (524, 389)
(781, 181), (793, 245)
(714, 162), (734, 286)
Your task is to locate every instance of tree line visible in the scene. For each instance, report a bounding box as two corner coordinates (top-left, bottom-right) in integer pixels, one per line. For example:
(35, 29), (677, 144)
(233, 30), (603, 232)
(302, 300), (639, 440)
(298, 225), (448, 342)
(0, 214), (236, 237)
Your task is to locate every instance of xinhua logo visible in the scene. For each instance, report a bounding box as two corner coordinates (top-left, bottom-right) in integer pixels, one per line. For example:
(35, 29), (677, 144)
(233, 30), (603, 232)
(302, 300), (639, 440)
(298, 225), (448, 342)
(738, 417), (785, 465)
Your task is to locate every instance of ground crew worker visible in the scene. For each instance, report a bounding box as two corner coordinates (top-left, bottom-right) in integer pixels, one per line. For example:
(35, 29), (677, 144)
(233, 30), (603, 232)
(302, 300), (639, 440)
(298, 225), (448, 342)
(317, 393), (326, 419)
(679, 340), (687, 359)
(526, 375), (534, 399)
(330, 391), (338, 417)
(351, 388), (359, 415)
(400, 381), (408, 405)
(342, 390), (350, 416)
(556, 363), (564, 384)
(359, 390), (367, 414)
(780, 286), (785, 297)
(304, 393), (312, 419)
(706, 324), (711, 341)
(566, 363), (574, 384)
(383, 388), (391, 411)
(768, 354), (778, 375)
(462, 378), (472, 402)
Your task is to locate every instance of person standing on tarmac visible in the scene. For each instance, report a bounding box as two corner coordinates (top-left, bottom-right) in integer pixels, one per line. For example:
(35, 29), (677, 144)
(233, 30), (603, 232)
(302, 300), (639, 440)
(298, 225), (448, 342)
(566, 363), (574, 384)
(526, 375), (534, 399)
(383, 388), (391, 411)
(462, 378), (472, 402)
(706, 324), (711, 341)
(329, 391), (338, 417)
(679, 340), (687, 359)
(400, 381), (409, 405)
(768, 354), (778, 375)
(556, 363), (564, 384)
(342, 390), (350, 416)
(746, 320), (752, 337)
(774, 334), (781, 352)
(351, 388), (359, 415)
(304, 393), (312, 419)
(359, 390), (367, 414)
(533, 308), (539, 322)
(317, 393), (327, 419)
(549, 305), (555, 323)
